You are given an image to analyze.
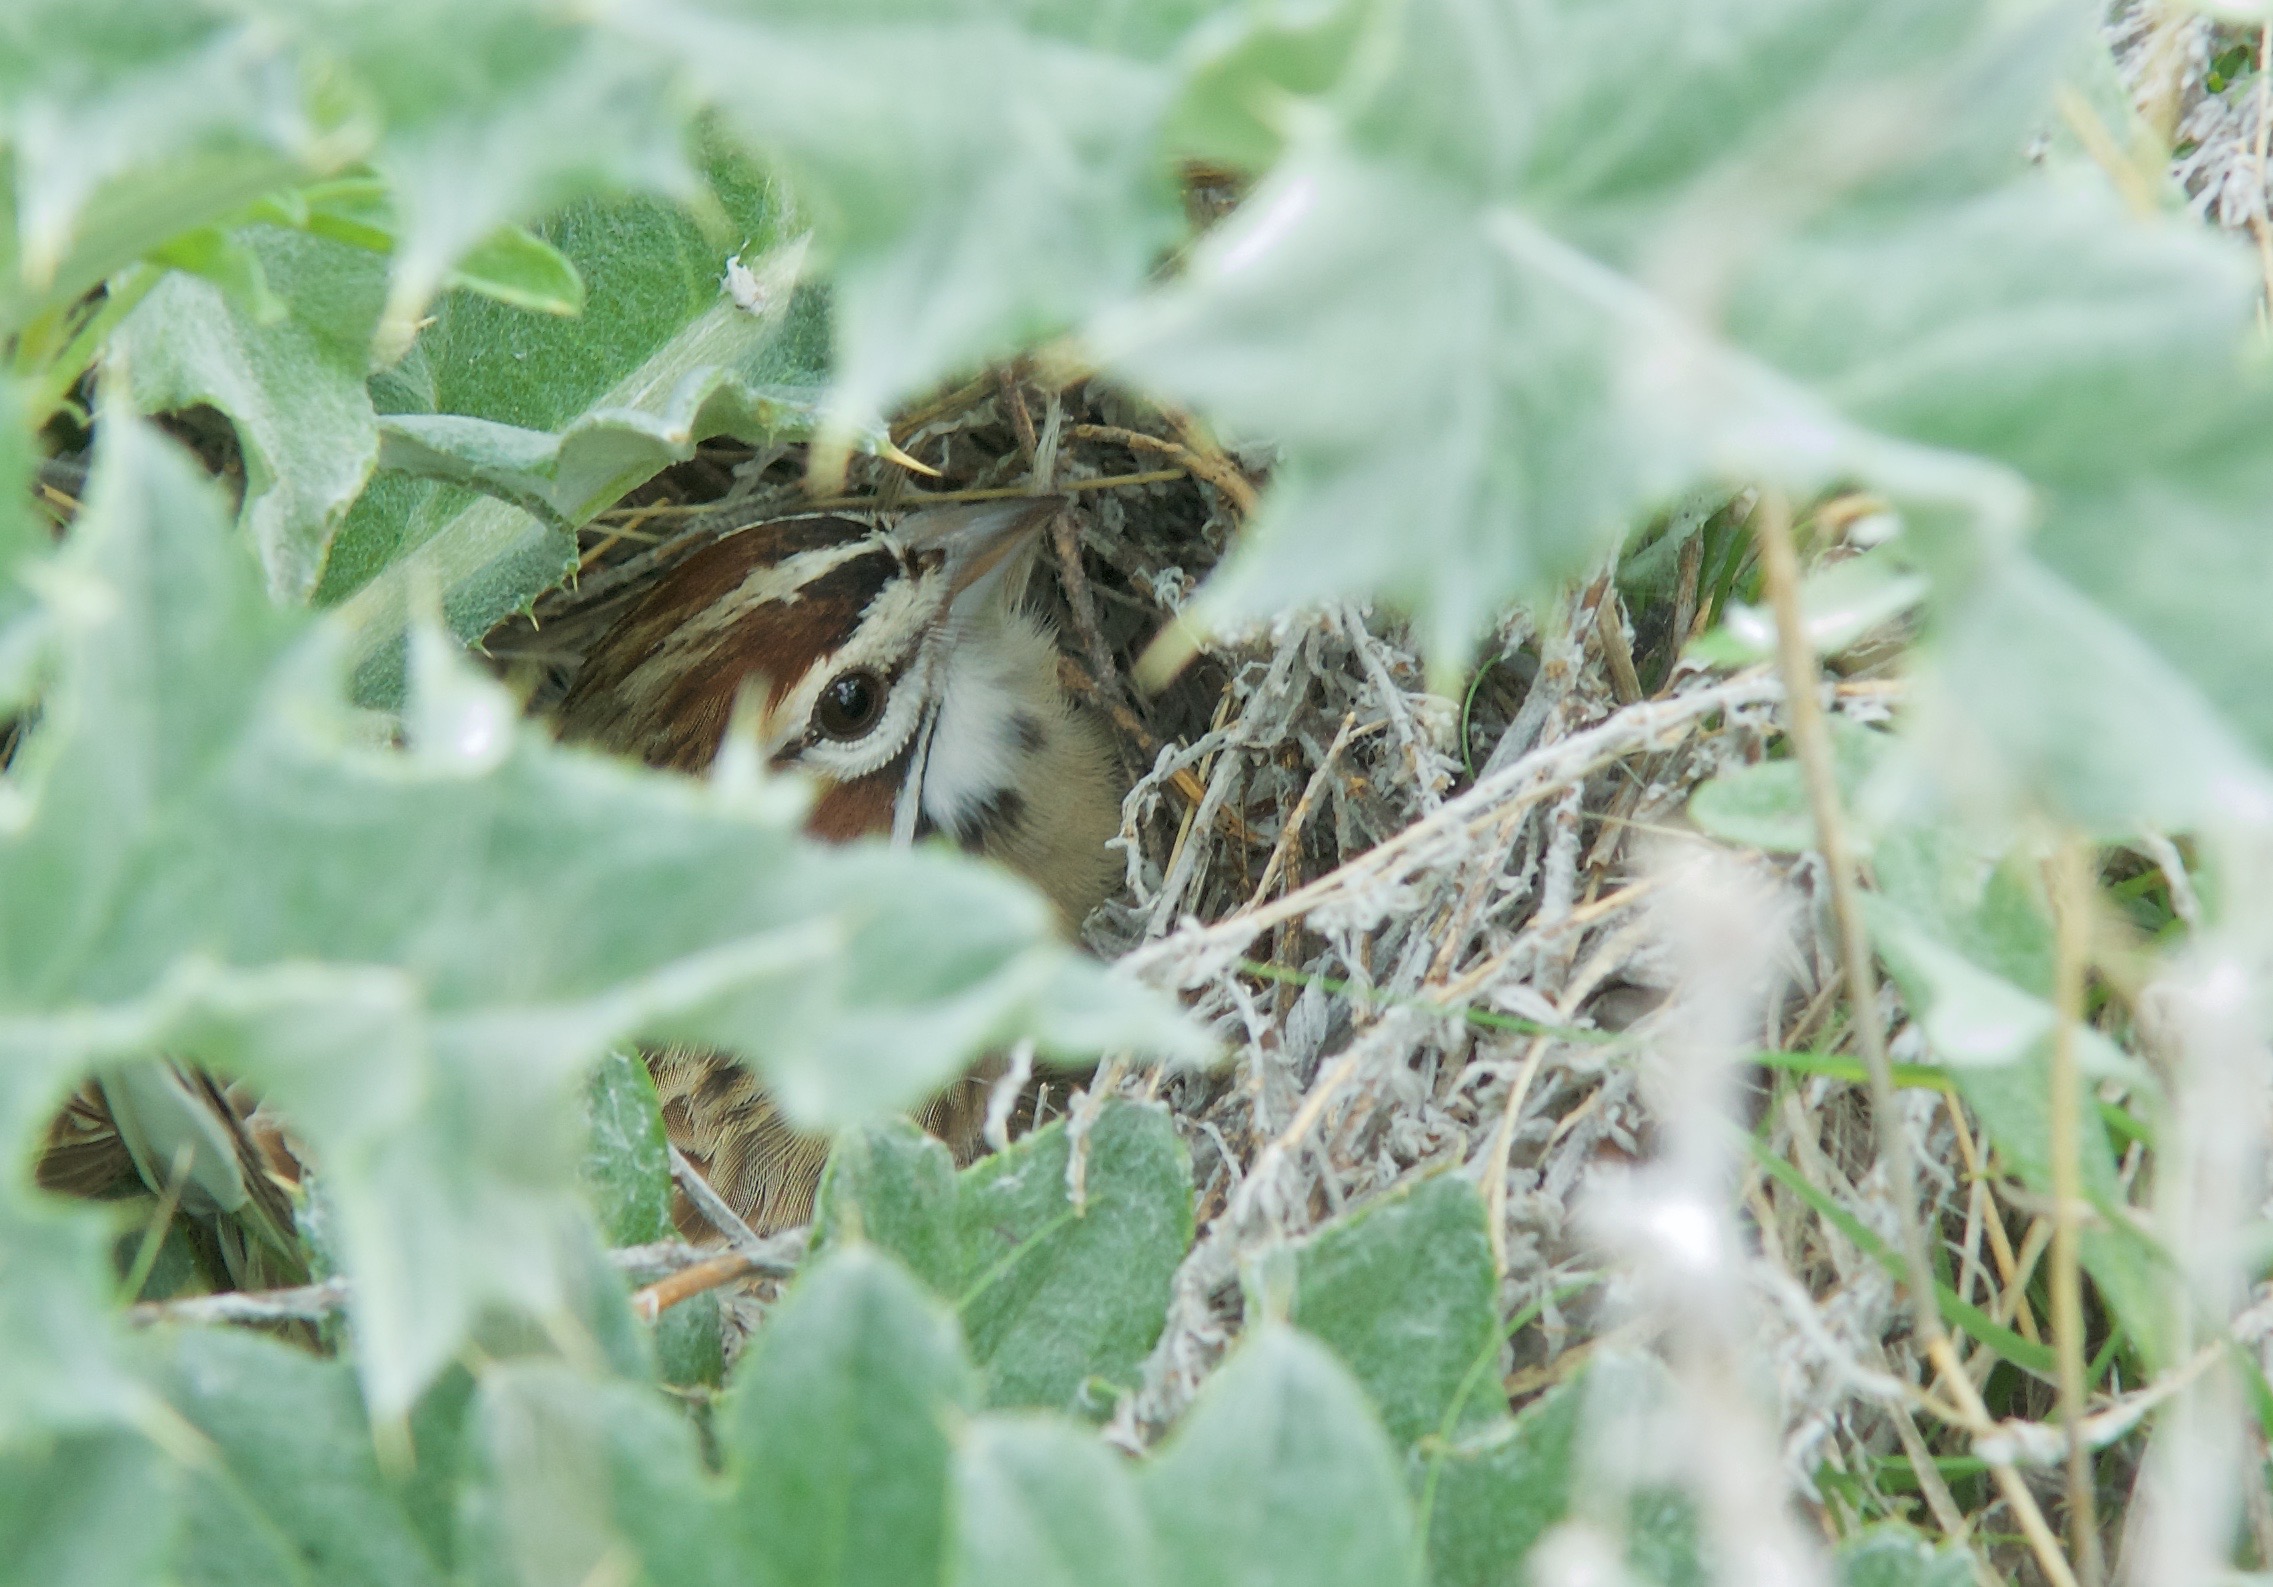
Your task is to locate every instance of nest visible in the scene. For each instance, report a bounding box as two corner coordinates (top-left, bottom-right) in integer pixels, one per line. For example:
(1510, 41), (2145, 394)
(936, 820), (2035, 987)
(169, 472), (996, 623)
(488, 370), (1964, 1533)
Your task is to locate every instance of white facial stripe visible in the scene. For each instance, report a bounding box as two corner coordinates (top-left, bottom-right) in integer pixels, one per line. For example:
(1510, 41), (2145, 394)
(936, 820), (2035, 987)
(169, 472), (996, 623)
(773, 557), (950, 783)
(613, 533), (890, 712)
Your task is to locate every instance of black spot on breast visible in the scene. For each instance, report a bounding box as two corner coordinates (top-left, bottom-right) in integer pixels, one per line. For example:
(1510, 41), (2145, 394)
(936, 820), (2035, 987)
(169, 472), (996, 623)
(956, 787), (1027, 853)
(1010, 711), (1047, 755)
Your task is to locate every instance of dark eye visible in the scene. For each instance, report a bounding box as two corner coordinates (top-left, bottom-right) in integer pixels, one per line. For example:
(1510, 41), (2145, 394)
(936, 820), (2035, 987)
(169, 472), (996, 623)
(813, 669), (886, 740)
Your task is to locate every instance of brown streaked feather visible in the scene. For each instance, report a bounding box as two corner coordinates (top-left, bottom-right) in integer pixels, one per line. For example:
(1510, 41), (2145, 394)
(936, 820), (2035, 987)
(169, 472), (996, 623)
(555, 516), (890, 772)
(650, 1046), (994, 1237)
(37, 1086), (139, 1199)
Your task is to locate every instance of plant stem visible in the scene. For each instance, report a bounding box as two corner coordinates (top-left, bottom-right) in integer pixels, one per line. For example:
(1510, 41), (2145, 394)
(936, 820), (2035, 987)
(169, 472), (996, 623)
(1754, 492), (1934, 1338)
(2047, 838), (2106, 1586)
(1753, 491), (2081, 1587)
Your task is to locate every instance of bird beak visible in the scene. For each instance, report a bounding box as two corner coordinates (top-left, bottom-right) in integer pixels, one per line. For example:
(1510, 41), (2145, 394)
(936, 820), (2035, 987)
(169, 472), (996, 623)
(894, 496), (1065, 606)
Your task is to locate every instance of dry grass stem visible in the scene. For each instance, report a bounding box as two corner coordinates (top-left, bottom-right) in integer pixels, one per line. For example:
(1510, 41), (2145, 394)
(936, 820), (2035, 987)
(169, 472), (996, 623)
(2047, 839), (2106, 1585)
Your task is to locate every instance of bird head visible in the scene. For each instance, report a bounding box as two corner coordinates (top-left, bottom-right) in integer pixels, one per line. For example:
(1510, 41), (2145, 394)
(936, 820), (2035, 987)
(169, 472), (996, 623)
(557, 497), (1074, 845)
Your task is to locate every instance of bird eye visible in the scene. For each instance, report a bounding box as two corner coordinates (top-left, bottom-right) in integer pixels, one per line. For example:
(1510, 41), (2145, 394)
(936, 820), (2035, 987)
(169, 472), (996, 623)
(813, 669), (886, 740)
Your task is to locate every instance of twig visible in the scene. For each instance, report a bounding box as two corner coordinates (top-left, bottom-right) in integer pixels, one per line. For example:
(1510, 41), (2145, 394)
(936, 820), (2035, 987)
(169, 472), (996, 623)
(2046, 838), (2105, 1586)
(1480, 1035), (1555, 1278)
(590, 469), (1190, 521)
(1125, 671), (1783, 984)
(998, 366), (1039, 462)
(1757, 492), (1933, 1334)
(889, 369), (997, 443)
(1051, 505), (1129, 715)
(1246, 712), (1357, 909)
(1592, 580), (1644, 706)
(631, 1253), (755, 1321)
(125, 1240), (774, 1327)
(2055, 84), (2161, 220)
(1060, 655), (1161, 755)
(1672, 534), (1704, 651)
(128, 1276), (353, 1327)
(1069, 422), (1259, 516)
(668, 1144), (773, 1261)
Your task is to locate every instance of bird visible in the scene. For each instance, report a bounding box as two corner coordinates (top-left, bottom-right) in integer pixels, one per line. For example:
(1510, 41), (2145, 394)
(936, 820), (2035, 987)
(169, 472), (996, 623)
(37, 1064), (306, 1294)
(554, 495), (1126, 1237)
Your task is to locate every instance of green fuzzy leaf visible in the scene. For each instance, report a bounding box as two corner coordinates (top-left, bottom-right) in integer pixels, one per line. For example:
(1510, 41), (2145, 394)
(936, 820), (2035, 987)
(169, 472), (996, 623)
(956, 1100), (1193, 1413)
(1144, 1324), (1420, 1587)
(395, 1367), (477, 1572)
(1687, 721), (1892, 856)
(154, 1327), (445, 1587)
(1917, 543), (2273, 834)
(1093, 1), (2058, 666)
(0, 378), (33, 623)
(0, 414), (1189, 1415)
(1724, 162), (2273, 827)
(553, 1222), (656, 1384)
(815, 1101), (1196, 1413)
(259, 0), (693, 362)
(0, 1), (306, 327)
(813, 1118), (962, 1296)
(579, 1050), (675, 1248)
(115, 224), (386, 602)
(1870, 829), (2171, 1366)
(459, 1362), (736, 1587)
(577, 1055), (725, 1381)
(721, 1248), (976, 1587)
(1090, 0), (2273, 809)
(1289, 1173), (1497, 1449)
(1023, 956), (1222, 1070)
(0, 1195), (150, 1441)
(447, 226), (585, 317)
(370, 359), (824, 533)
(325, 183), (828, 681)
(1420, 1380), (1582, 1587)
(950, 1415), (1159, 1587)
(1835, 1527), (1975, 1587)
(144, 226), (285, 324)
(1167, 0), (1375, 169)
(1422, 1360), (1710, 1587)
(0, 1425), (174, 1587)
(622, 6), (1184, 432)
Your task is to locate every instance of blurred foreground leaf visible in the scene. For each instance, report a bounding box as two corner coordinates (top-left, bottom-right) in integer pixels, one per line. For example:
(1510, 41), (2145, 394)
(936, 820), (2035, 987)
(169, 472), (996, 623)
(1835, 1527), (1976, 1587)
(156, 1327), (445, 1587)
(721, 1248), (974, 1587)
(1291, 1172), (1497, 1449)
(620, 3), (1188, 446)
(1145, 1324), (1420, 1587)
(820, 1100), (1194, 1413)
(0, 413), (1189, 1415)
(116, 225), (387, 603)
(952, 1415), (1159, 1587)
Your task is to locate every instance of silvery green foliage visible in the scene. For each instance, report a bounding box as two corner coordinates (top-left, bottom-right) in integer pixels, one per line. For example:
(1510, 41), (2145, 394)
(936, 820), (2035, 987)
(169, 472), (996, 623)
(3, 0), (2269, 1582)
(0, 411), (1193, 1417)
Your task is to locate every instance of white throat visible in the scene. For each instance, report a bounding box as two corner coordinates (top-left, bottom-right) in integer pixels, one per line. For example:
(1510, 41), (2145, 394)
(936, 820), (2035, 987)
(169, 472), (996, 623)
(918, 605), (1059, 837)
